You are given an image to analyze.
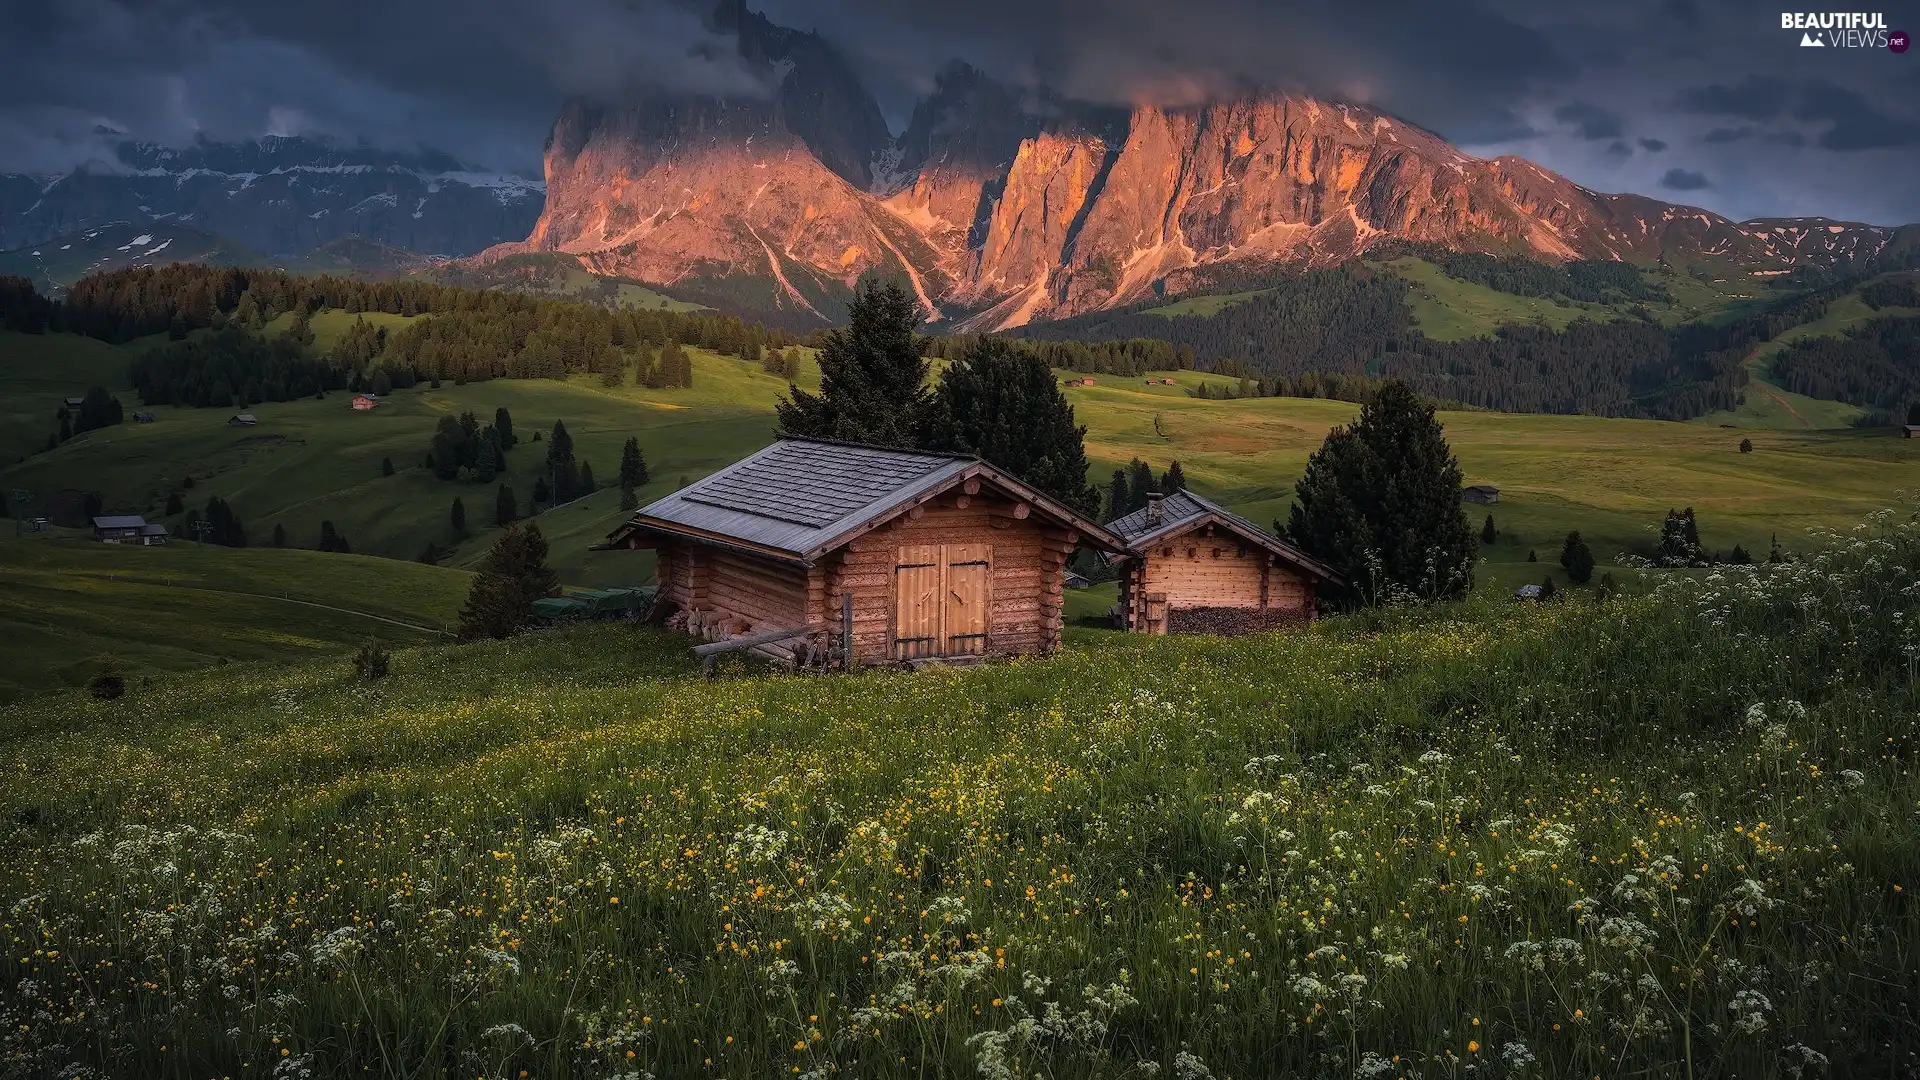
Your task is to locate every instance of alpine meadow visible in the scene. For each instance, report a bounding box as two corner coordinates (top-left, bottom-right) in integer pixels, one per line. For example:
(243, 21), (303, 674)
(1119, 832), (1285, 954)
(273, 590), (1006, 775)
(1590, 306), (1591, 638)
(5, 0), (1920, 1076)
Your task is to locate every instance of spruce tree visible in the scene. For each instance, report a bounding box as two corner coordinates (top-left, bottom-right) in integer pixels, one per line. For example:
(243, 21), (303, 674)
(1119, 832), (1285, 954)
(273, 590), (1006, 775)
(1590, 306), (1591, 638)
(1657, 508), (1705, 567)
(776, 281), (927, 446)
(578, 460), (596, 494)
(1481, 513), (1497, 545)
(1125, 459), (1157, 514)
(1559, 530), (1595, 585)
(1105, 469), (1130, 523)
(532, 476), (551, 504)
(451, 496), (467, 536)
(272, 523), (286, 547)
(1768, 532), (1786, 564)
(619, 436), (649, 490)
(473, 436), (499, 484)
(429, 416), (466, 480)
(456, 523), (559, 642)
(1739, 437), (1754, 454)
(1539, 575), (1558, 601)
(381, 457), (395, 477)
(1286, 380), (1475, 603)
(1160, 461), (1187, 494)
(165, 490), (184, 516)
(494, 407), (516, 449)
(495, 484), (517, 526)
(923, 337), (1098, 516)
(546, 420), (576, 502)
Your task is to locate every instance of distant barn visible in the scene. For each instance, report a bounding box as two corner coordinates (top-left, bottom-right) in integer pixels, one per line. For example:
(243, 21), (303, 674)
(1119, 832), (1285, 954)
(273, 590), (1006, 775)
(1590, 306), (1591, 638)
(92, 515), (160, 545)
(351, 394), (379, 411)
(1905, 425), (1920, 439)
(228, 413), (258, 427)
(132, 411), (154, 423)
(1106, 491), (1342, 634)
(608, 439), (1122, 665)
(1463, 485), (1501, 504)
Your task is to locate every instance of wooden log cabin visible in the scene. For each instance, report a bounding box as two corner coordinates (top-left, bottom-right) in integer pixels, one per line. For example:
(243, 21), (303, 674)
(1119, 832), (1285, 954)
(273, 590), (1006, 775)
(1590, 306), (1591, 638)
(607, 439), (1124, 665)
(1107, 490), (1344, 634)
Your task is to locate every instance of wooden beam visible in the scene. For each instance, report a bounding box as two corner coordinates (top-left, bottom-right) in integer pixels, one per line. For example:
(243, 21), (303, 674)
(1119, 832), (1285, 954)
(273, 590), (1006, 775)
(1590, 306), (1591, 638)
(988, 501), (1030, 521)
(962, 477), (981, 496)
(953, 494), (971, 509)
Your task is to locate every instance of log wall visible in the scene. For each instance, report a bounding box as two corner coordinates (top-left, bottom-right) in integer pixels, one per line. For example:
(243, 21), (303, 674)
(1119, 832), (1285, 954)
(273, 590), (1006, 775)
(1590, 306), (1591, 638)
(1120, 521), (1316, 634)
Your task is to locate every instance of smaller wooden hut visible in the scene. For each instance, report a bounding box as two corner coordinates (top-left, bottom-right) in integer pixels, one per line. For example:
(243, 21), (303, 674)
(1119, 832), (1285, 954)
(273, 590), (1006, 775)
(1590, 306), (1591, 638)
(608, 439), (1123, 665)
(1107, 490), (1343, 634)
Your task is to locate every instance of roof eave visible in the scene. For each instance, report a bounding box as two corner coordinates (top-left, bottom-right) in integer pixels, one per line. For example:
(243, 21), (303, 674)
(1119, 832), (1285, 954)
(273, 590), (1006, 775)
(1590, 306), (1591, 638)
(616, 517), (813, 568)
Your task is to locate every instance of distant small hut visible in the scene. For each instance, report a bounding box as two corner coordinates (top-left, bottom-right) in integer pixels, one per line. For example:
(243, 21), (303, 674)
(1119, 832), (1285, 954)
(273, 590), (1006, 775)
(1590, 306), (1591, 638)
(608, 439), (1123, 665)
(132, 411), (154, 423)
(1904, 425), (1920, 439)
(1106, 490), (1343, 634)
(228, 413), (259, 427)
(351, 394), (379, 411)
(92, 515), (149, 544)
(1463, 485), (1501, 504)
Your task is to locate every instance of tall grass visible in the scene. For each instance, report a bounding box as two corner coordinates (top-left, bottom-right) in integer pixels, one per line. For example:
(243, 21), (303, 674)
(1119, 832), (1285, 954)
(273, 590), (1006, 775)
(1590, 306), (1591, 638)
(2, 513), (1918, 1078)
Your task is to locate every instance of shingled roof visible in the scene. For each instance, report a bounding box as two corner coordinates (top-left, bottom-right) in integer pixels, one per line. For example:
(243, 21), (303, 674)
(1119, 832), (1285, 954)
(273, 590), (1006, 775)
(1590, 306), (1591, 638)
(1106, 489), (1343, 583)
(612, 438), (1124, 565)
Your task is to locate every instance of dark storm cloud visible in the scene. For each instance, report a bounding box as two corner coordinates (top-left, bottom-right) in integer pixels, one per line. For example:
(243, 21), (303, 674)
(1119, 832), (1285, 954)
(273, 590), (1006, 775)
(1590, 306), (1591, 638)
(1674, 75), (1795, 120)
(2, 0), (1917, 223)
(1556, 101), (1626, 140)
(1662, 167), (1712, 190)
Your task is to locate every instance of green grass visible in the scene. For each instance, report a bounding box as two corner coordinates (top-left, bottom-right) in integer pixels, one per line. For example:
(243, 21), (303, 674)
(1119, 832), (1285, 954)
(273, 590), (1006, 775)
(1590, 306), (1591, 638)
(1059, 376), (1920, 593)
(0, 331), (133, 465)
(0, 333), (823, 591)
(0, 535), (471, 699)
(1, 512), (1915, 1077)
(1139, 289), (1274, 317)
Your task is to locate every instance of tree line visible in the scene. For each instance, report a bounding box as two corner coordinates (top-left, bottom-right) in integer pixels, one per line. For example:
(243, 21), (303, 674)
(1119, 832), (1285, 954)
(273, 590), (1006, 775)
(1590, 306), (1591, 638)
(1769, 315), (1920, 420)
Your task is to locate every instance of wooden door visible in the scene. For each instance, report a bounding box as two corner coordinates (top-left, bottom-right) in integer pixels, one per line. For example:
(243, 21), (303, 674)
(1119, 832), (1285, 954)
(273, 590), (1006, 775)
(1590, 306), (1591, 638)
(892, 543), (992, 659)
(943, 544), (991, 656)
(893, 545), (943, 660)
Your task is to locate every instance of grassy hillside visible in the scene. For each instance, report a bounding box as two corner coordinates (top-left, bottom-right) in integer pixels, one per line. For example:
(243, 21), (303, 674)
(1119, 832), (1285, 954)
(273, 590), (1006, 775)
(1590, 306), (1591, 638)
(421, 253), (706, 312)
(2, 514), (1914, 1077)
(0, 535), (470, 699)
(1060, 374), (1920, 592)
(1136, 256), (1760, 340)
(9, 315), (1920, 613)
(0, 330), (132, 465)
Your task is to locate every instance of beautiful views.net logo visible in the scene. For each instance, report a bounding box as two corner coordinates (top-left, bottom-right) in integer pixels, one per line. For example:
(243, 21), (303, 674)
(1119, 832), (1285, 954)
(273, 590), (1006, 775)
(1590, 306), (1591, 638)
(1780, 11), (1903, 47)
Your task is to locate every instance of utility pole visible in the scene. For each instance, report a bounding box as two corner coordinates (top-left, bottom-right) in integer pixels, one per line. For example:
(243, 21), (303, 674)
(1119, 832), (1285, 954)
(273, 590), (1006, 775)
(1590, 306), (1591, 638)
(189, 518), (213, 548)
(10, 489), (29, 537)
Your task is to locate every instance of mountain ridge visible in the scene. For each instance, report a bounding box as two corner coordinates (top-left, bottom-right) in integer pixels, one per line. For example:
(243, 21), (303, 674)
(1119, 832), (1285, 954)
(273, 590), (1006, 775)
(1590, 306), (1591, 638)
(486, 3), (1919, 329)
(0, 135), (543, 258)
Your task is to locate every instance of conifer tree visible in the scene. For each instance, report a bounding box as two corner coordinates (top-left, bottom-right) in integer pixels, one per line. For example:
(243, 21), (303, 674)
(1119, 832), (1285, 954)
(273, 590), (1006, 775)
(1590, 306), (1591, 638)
(473, 435), (499, 484)
(1481, 513), (1497, 545)
(1105, 469), (1130, 523)
(318, 520), (351, 554)
(1286, 380), (1475, 603)
(1739, 437), (1754, 454)
(451, 496), (466, 536)
(578, 460), (596, 494)
(1125, 459), (1157, 514)
(1559, 530), (1595, 585)
(165, 490), (184, 516)
(532, 476), (551, 504)
(547, 420), (577, 502)
(1768, 532), (1786, 564)
(494, 407), (516, 449)
(618, 436), (648, 511)
(202, 496), (246, 547)
(1160, 461), (1187, 494)
(272, 523), (286, 547)
(776, 281), (927, 446)
(1656, 508), (1705, 567)
(456, 523), (559, 642)
(381, 457), (395, 477)
(1539, 575), (1559, 601)
(495, 484), (517, 526)
(923, 337), (1099, 516)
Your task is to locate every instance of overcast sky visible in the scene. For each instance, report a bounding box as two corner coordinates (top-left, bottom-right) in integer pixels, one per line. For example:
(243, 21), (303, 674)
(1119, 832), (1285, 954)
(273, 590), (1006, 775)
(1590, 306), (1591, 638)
(3, 0), (1917, 224)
